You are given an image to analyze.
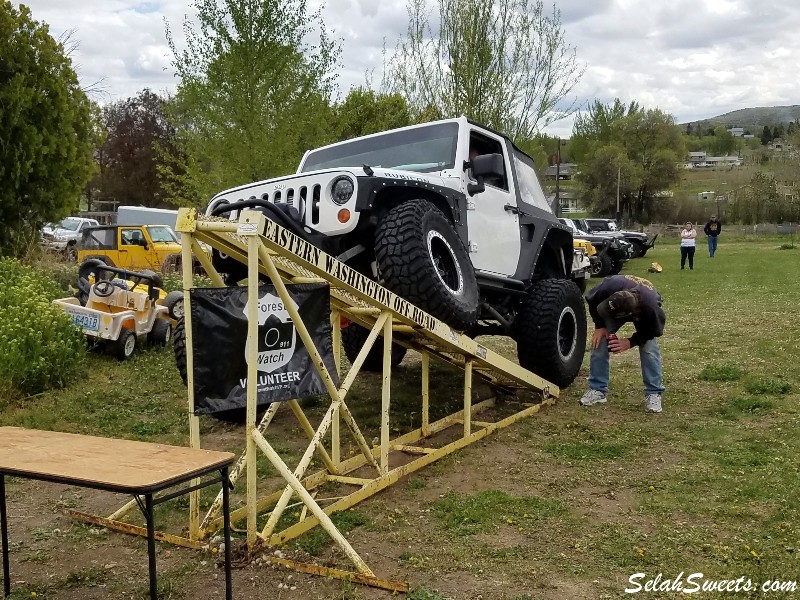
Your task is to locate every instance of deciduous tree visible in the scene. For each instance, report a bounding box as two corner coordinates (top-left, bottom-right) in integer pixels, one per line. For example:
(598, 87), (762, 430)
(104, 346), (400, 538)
(391, 0), (583, 141)
(0, 2), (97, 255)
(571, 100), (683, 223)
(333, 88), (411, 141)
(87, 89), (176, 209)
(160, 0), (340, 206)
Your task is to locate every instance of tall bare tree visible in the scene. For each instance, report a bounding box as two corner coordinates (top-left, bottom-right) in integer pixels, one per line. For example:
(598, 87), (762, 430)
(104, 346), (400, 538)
(391, 0), (583, 140)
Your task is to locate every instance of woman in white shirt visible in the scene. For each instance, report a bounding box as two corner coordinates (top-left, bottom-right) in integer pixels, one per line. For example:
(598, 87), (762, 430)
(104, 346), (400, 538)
(680, 221), (697, 270)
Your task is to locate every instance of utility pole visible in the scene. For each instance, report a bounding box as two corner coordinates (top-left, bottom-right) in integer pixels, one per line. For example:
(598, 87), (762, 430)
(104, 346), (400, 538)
(616, 166), (621, 225)
(555, 138), (561, 216)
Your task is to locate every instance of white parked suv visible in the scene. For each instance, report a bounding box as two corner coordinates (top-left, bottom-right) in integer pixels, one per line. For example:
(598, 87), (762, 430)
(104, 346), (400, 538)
(202, 117), (588, 387)
(41, 216), (100, 259)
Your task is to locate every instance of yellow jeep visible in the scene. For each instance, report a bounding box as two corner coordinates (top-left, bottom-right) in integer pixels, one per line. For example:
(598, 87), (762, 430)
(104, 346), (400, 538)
(573, 238), (597, 257)
(76, 224), (183, 272)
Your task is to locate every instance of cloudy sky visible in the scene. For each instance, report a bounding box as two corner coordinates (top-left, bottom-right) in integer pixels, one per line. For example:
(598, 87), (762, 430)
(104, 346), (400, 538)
(18, 0), (800, 138)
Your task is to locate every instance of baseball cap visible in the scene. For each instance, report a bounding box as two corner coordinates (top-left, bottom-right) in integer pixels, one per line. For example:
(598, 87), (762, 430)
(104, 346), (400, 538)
(597, 290), (639, 321)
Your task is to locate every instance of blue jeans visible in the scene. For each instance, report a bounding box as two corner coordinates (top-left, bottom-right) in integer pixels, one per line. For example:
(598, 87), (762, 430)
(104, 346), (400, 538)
(588, 320), (665, 395)
(708, 236), (718, 257)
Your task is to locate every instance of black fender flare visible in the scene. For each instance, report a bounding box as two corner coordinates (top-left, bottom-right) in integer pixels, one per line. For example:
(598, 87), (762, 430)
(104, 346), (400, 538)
(355, 176), (469, 243)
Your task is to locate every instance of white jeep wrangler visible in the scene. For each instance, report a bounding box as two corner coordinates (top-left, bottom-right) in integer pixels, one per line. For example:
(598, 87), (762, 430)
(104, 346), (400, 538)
(204, 117), (587, 387)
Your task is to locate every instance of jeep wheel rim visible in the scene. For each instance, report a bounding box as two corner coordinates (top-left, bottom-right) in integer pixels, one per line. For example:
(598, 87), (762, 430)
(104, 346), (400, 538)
(557, 307), (578, 360)
(426, 230), (464, 295)
(173, 301), (184, 319)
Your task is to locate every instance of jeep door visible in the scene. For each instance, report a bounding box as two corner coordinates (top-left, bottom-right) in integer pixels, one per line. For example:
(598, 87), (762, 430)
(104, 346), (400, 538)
(144, 225), (182, 270)
(118, 227), (158, 270)
(463, 128), (521, 276)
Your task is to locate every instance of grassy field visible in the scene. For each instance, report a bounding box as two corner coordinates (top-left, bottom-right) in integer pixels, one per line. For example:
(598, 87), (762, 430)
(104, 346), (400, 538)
(1, 235), (799, 599)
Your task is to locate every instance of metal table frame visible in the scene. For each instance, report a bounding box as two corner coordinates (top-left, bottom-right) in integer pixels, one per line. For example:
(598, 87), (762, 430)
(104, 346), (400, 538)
(1, 447), (234, 600)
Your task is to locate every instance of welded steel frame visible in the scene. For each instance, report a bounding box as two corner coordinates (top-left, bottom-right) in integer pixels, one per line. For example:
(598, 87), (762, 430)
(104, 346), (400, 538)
(80, 208), (558, 591)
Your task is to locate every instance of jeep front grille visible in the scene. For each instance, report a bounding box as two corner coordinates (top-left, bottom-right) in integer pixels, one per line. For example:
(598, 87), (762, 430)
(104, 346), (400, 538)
(246, 183), (322, 225)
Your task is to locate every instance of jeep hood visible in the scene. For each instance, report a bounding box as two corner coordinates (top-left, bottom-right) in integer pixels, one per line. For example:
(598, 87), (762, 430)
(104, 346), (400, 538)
(213, 167), (451, 199)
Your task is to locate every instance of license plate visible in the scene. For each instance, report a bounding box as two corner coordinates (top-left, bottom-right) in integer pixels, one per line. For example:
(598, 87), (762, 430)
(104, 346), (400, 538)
(71, 312), (99, 332)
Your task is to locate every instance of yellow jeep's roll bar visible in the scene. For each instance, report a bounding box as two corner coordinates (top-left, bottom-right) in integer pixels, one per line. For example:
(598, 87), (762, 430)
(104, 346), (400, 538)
(73, 208), (560, 592)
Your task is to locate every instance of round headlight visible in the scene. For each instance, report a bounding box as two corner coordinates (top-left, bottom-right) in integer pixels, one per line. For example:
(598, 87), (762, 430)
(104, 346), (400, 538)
(331, 177), (355, 205)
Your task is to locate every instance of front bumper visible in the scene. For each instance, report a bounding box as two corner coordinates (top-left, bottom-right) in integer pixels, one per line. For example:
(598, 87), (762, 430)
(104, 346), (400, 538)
(42, 239), (68, 251)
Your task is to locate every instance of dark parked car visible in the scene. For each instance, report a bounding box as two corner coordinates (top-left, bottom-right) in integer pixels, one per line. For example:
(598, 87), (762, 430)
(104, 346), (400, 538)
(581, 218), (657, 258)
(559, 218), (632, 277)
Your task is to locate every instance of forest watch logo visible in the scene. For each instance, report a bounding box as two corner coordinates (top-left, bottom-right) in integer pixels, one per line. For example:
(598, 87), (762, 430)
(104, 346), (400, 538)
(243, 291), (298, 373)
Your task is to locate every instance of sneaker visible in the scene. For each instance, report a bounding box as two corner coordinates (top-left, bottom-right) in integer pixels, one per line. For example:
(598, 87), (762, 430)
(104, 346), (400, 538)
(645, 394), (662, 413)
(579, 389), (607, 406)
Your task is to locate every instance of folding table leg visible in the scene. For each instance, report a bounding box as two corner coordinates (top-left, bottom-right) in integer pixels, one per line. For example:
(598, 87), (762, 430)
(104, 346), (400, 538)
(222, 466), (233, 600)
(145, 494), (157, 600)
(1, 475), (10, 598)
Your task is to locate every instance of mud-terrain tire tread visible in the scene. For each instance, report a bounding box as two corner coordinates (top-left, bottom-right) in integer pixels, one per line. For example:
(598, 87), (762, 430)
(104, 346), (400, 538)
(374, 200), (478, 331)
(174, 318), (187, 385)
(514, 278), (587, 388)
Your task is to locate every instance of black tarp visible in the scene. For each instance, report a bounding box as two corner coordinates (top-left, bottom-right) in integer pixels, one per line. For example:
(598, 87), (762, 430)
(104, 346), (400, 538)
(190, 283), (337, 415)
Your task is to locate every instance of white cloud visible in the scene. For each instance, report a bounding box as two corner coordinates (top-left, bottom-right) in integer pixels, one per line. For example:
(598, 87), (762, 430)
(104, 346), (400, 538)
(16, 0), (800, 135)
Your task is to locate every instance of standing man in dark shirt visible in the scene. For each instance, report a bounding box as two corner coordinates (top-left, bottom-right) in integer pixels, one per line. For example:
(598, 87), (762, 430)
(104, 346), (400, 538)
(703, 215), (722, 257)
(580, 275), (666, 413)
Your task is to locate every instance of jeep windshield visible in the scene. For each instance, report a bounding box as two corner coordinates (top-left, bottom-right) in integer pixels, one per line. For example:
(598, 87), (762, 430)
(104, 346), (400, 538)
(300, 122), (459, 174)
(59, 218), (83, 231)
(146, 226), (178, 243)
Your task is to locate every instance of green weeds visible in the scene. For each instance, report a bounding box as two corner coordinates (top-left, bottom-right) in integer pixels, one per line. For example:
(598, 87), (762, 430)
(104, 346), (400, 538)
(698, 363), (744, 382)
(432, 490), (563, 535)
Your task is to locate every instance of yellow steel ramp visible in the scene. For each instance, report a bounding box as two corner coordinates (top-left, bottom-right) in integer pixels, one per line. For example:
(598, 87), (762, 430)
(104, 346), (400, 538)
(80, 207), (561, 593)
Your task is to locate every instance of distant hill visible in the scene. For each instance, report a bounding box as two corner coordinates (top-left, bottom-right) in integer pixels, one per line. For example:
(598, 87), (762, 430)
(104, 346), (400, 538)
(682, 105), (800, 130)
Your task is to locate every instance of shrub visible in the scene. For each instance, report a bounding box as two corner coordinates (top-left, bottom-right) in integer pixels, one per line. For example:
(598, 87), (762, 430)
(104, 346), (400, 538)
(0, 258), (87, 400)
(160, 271), (214, 293)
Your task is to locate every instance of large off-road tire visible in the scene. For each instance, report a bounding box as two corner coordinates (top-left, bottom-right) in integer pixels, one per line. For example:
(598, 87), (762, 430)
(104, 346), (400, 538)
(374, 200), (478, 331)
(174, 318), (188, 384)
(77, 258), (110, 305)
(341, 322), (407, 372)
(82, 255), (115, 267)
(628, 240), (644, 258)
(514, 278), (587, 388)
(139, 269), (163, 290)
(591, 253), (612, 277)
(173, 317), (249, 423)
(114, 329), (137, 360)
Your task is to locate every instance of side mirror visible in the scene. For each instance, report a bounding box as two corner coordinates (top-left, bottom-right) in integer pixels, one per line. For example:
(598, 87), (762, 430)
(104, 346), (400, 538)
(139, 238), (148, 248)
(463, 153), (504, 196)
